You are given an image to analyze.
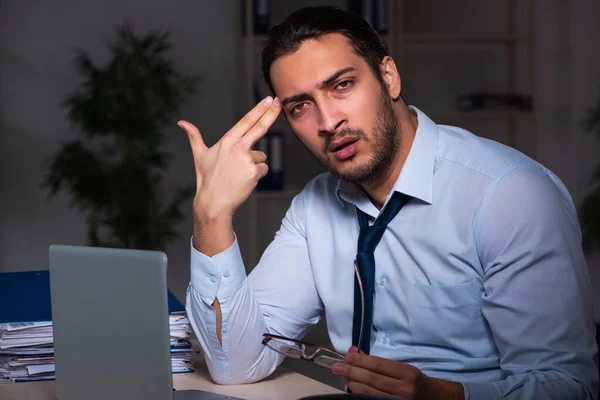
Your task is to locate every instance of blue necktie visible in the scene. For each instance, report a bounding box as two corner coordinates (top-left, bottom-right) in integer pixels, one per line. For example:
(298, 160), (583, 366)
(352, 191), (410, 354)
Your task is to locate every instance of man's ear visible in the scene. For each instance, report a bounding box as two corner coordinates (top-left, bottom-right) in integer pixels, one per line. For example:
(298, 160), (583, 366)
(379, 56), (401, 100)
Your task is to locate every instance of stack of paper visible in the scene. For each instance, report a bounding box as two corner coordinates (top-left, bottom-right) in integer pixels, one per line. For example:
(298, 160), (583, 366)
(168, 311), (195, 373)
(169, 312), (196, 373)
(0, 322), (54, 382)
(0, 315), (195, 382)
(0, 271), (196, 383)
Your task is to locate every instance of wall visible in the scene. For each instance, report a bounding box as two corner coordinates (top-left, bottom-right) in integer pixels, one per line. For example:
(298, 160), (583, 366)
(534, 0), (600, 319)
(565, 0), (600, 318)
(1, 0), (599, 314)
(0, 0), (240, 301)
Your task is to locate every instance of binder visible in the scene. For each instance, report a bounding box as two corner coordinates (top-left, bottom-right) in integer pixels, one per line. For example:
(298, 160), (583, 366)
(168, 290), (185, 314)
(256, 131), (284, 191)
(347, 0), (388, 34)
(373, 0), (388, 34)
(347, 0), (374, 28)
(0, 270), (186, 323)
(0, 270), (52, 325)
(241, 0), (271, 36)
(253, 0), (271, 34)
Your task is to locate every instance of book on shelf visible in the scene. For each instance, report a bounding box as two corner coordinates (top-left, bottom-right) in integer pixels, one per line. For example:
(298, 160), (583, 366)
(241, 0), (271, 36)
(456, 92), (533, 113)
(347, 0), (389, 34)
(253, 76), (284, 191)
(256, 131), (284, 191)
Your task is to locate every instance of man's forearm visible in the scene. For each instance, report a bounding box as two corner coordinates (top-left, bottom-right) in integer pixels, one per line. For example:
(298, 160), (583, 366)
(193, 206), (234, 256)
(212, 298), (223, 345)
(192, 211), (233, 344)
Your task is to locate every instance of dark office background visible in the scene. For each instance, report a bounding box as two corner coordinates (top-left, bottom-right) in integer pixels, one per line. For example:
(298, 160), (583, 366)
(1, 0), (599, 326)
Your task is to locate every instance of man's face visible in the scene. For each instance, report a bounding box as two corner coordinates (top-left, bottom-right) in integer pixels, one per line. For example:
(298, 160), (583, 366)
(270, 33), (399, 186)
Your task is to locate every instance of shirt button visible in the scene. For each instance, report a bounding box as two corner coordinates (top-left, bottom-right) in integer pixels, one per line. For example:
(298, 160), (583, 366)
(209, 275), (217, 283)
(223, 270), (231, 278)
(378, 276), (386, 286)
(222, 327), (228, 334)
(382, 335), (388, 344)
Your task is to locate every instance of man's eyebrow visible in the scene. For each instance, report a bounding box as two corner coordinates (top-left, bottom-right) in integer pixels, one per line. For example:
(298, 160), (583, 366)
(280, 66), (356, 108)
(281, 93), (311, 108)
(318, 66), (355, 89)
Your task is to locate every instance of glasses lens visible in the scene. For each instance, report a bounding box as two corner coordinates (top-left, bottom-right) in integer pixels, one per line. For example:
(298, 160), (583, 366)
(264, 337), (304, 358)
(313, 351), (346, 369)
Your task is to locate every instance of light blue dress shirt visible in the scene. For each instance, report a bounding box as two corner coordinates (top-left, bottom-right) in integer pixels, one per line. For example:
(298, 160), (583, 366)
(186, 106), (598, 399)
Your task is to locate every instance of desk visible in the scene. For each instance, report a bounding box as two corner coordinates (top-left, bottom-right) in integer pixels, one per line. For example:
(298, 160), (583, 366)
(0, 365), (343, 400)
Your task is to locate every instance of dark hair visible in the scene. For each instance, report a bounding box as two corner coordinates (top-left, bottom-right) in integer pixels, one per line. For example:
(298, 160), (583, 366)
(261, 6), (390, 95)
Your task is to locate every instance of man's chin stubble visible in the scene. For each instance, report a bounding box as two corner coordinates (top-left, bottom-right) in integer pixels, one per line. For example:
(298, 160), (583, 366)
(326, 156), (385, 187)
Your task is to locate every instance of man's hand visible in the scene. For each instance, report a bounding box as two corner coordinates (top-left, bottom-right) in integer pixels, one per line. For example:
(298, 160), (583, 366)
(178, 96), (282, 255)
(332, 347), (464, 400)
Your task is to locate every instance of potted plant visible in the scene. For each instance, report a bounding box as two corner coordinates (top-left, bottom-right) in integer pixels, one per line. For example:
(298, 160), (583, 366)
(580, 90), (600, 251)
(43, 23), (198, 250)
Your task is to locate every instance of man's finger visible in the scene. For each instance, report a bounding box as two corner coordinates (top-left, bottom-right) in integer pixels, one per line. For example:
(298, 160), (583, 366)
(225, 96), (274, 140)
(250, 150), (267, 164)
(334, 362), (400, 396)
(345, 349), (408, 379)
(255, 163), (269, 180)
(241, 98), (282, 149)
(178, 120), (209, 160)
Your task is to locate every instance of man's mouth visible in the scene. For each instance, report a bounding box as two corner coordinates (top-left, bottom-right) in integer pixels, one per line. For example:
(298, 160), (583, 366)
(328, 137), (360, 161)
(328, 137), (359, 153)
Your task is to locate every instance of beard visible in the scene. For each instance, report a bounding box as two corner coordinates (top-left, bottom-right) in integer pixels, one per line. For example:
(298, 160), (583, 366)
(322, 88), (400, 186)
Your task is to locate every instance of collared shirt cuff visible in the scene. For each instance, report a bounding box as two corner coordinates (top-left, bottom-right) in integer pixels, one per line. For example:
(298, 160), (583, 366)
(462, 381), (499, 400)
(189, 235), (247, 301)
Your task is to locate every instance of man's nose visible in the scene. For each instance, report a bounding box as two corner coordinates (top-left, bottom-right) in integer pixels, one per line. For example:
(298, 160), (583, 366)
(318, 101), (346, 136)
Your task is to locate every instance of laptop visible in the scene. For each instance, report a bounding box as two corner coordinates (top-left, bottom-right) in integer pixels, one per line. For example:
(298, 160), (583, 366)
(48, 244), (242, 400)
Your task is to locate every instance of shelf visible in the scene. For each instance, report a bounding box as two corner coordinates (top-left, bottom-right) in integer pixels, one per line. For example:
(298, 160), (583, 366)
(399, 35), (529, 45)
(244, 34), (394, 43)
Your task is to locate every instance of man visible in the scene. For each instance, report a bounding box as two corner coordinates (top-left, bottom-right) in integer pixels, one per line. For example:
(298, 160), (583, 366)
(179, 6), (598, 399)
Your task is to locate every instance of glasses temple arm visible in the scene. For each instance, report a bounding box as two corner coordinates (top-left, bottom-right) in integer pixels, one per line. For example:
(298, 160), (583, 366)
(354, 260), (365, 353)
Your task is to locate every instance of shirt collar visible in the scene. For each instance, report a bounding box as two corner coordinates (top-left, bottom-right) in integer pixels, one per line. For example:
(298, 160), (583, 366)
(335, 105), (438, 207)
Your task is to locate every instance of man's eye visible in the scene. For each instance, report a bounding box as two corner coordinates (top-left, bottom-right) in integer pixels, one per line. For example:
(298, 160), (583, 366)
(291, 103), (307, 114)
(335, 80), (353, 90)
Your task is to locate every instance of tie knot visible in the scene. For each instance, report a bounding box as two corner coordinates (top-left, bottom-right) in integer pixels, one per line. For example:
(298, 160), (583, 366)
(356, 192), (410, 253)
(377, 192), (410, 226)
(357, 225), (386, 253)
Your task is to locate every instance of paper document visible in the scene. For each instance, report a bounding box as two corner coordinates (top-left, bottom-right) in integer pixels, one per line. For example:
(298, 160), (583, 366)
(26, 363), (55, 375)
(3, 322), (52, 332)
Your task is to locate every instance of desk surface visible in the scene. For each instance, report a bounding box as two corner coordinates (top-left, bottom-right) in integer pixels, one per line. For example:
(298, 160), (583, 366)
(0, 365), (343, 400)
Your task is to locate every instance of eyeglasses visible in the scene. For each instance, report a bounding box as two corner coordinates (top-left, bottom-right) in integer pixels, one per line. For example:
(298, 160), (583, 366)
(261, 333), (345, 368)
(261, 260), (366, 368)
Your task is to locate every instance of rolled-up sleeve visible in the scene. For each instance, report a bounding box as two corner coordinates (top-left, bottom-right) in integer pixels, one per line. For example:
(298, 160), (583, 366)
(465, 165), (599, 399)
(189, 236), (247, 302)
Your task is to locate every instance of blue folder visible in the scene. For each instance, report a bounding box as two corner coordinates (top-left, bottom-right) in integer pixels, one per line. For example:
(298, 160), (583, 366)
(0, 270), (52, 324)
(0, 270), (185, 324)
